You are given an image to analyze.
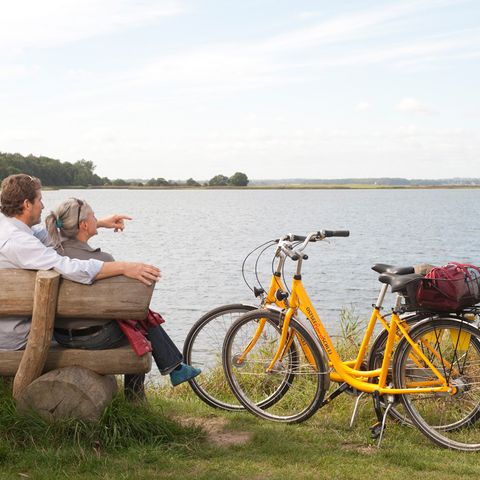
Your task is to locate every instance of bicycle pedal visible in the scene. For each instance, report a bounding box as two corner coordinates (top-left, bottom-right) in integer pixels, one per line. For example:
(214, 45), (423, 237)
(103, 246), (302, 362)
(232, 354), (246, 368)
(369, 422), (383, 439)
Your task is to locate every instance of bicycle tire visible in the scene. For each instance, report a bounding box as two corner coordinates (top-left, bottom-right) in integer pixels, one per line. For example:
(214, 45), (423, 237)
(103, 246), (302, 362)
(183, 303), (257, 411)
(223, 308), (329, 423)
(393, 318), (480, 451)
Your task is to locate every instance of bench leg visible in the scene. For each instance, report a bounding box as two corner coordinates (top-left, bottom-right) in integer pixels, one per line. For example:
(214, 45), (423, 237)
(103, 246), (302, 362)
(124, 374), (146, 402)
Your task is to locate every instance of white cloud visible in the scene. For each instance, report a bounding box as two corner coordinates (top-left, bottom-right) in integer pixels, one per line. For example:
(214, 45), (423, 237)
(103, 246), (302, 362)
(62, 45), (302, 103)
(395, 97), (436, 115)
(0, 0), (185, 53)
(296, 11), (325, 21)
(297, 28), (480, 73)
(0, 64), (29, 80)
(88, 8), (480, 101)
(356, 102), (371, 112)
(4, 0), (474, 106)
(260, 0), (461, 52)
(1, 119), (477, 179)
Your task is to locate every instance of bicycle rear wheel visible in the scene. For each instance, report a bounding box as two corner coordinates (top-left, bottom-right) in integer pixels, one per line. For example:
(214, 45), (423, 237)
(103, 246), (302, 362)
(183, 304), (256, 411)
(368, 312), (471, 426)
(393, 318), (480, 451)
(223, 309), (329, 423)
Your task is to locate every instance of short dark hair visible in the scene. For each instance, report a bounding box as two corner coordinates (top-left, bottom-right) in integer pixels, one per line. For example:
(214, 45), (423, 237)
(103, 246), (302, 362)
(0, 174), (42, 217)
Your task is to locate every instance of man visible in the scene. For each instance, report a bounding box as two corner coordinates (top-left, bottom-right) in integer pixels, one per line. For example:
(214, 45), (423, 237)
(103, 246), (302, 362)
(0, 173), (161, 350)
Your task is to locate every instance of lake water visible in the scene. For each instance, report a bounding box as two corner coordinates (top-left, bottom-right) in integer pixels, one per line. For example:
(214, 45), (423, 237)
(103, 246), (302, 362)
(41, 188), (480, 382)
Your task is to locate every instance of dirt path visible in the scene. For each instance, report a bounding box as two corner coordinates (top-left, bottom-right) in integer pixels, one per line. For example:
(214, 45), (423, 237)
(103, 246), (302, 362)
(171, 414), (253, 447)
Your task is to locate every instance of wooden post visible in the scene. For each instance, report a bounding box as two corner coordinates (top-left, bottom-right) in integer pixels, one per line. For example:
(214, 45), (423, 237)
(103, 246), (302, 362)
(17, 367), (118, 422)
(13, 271), (60, 399)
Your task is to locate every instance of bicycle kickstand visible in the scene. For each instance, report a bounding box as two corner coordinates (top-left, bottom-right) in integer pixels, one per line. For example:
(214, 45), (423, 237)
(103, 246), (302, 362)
(370, 391), (392, 448)
(376, 402), (392, 448)
(349, 392), (365, 428)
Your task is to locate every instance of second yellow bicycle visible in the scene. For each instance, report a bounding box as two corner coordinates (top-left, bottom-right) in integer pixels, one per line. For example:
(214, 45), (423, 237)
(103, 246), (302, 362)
(223, 230), (480, 451)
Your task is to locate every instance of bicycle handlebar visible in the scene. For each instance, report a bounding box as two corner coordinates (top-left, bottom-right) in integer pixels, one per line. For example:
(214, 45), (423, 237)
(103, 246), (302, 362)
(280, 230), (350, 243)
(323, 230), (350, 238)
(276, 230), (350, 261)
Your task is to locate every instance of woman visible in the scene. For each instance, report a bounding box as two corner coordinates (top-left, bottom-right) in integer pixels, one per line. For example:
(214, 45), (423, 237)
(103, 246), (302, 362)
(45, 198), (200, 387)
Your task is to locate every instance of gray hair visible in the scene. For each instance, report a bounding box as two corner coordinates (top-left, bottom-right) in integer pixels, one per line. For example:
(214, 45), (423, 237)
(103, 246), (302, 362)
(45, 198), (93, 249)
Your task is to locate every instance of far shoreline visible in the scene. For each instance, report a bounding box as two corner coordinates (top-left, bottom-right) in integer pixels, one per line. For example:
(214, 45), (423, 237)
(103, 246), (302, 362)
(43, 184), (480, 191)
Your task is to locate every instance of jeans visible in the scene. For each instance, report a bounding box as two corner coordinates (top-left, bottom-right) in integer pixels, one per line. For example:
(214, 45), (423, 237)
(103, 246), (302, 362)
(53, 321), (183, 374)
(53, 321), (128, 350)
(147, 324), (183, 375)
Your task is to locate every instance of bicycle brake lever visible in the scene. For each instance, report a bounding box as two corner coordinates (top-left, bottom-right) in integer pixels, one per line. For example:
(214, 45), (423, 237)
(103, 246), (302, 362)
(253, 286), (265, 298)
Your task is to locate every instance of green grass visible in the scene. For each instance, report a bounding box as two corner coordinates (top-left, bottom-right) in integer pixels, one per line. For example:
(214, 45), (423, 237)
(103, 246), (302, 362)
(3, 309), (480, 479)
(0, 380), (203, 479)
(159, 388), (480, 480)
(2, 377), (480, 479)
(0, 380), (199, 452)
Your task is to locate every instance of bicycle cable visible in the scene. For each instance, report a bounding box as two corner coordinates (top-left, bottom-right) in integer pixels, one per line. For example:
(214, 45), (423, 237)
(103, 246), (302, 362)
(254, 241), (278, 294)
(241, 239), (277, 293)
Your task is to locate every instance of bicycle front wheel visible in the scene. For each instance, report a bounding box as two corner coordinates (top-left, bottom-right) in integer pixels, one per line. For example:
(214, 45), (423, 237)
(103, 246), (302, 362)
(393, 318), (480, 451)
(223, 309), (329, 423)
(183, 304), (257, 411)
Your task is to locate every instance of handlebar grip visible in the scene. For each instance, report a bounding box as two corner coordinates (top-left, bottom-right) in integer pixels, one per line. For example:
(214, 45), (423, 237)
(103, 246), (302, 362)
(291, 235), (307, 242)
(323, 230), (350, 237)
(279, 235), (310, 242)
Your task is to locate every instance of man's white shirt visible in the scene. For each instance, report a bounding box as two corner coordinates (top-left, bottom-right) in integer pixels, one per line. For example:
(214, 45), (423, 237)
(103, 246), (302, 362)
(0, 214), (103, 349)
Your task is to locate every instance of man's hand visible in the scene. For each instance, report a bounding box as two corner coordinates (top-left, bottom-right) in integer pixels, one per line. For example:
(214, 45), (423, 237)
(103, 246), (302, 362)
(123, 263), (161, 286)
(97, 214), (132, 232)
(96, 261), (161, 286)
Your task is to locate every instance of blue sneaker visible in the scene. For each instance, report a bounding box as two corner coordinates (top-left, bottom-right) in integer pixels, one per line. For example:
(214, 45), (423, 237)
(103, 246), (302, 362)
(170, 363), (202, 387)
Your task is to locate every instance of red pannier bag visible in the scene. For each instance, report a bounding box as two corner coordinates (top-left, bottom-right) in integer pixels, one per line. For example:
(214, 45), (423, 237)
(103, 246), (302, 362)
(416, 262), (480, 311)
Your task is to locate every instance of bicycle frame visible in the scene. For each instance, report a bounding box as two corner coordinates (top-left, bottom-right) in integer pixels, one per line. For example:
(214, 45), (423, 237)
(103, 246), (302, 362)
(262, 262), (460, 396)
(240, 250), (396, 371)
(243, 245), (445, 391)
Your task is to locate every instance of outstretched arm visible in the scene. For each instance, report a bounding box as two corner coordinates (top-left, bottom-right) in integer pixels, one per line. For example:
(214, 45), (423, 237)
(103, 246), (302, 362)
(95, 261), (161, 286)
(97, 214), (132, 232)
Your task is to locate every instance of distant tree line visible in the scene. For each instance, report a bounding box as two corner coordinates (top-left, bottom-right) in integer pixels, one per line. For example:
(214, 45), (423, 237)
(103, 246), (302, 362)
(145, 173), (249, 187)
(0, 152), (110, 186)
(0, 152), (250, 188)
(208, 172), (249, 186)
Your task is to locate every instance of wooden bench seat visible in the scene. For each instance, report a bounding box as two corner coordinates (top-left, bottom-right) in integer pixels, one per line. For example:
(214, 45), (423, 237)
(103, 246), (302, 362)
(0, 269), (154, 400)
(0, 345), (151, 376)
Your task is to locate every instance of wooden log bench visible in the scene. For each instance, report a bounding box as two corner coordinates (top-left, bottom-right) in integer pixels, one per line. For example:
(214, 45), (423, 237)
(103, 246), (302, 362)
(0, 269), (154, 421)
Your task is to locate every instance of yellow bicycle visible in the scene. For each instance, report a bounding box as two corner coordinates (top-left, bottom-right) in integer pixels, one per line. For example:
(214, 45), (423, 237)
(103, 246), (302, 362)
(185, 235), (429, 414)
(223, 231), (480, 451)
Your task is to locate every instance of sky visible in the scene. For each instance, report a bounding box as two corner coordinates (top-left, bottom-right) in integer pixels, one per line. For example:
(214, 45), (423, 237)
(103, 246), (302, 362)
(0, 0), (479, 180)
